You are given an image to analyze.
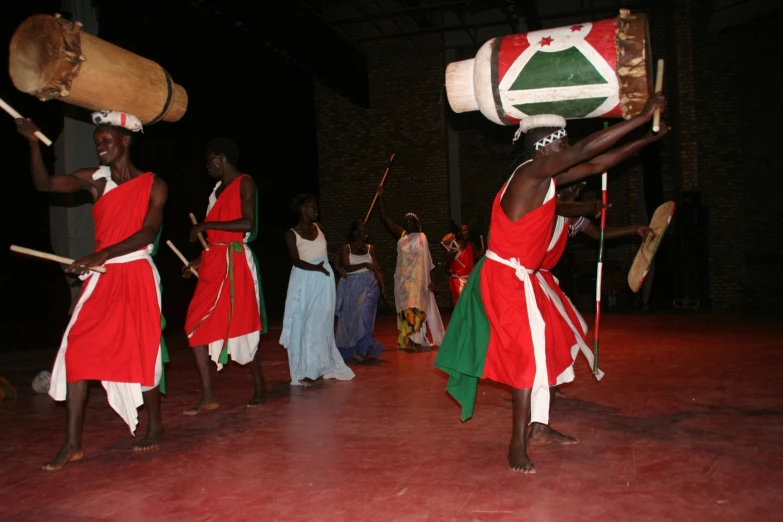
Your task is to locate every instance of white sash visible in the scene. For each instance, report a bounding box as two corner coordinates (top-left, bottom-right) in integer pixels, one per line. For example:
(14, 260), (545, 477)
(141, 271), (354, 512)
(485, 249), (550, 425)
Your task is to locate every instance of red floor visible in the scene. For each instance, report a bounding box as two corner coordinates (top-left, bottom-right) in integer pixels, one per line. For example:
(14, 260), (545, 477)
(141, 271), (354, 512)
(1, 311), (782, 521)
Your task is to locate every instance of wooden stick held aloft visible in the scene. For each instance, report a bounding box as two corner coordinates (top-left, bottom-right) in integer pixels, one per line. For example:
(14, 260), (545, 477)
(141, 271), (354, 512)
(652, 59), (664, 133)
(166, 240), (199, 278)
(365, 153), (396, 223)
(188, 213), (210, 251)
(9, 245), (106, 273)
(0, 97), (52, 146)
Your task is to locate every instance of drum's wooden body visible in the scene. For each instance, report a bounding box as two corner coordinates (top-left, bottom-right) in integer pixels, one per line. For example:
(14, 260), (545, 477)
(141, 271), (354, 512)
(9, 13), (187, 124)
(628, 201), (676, 293)
(445, 9), (651, 124)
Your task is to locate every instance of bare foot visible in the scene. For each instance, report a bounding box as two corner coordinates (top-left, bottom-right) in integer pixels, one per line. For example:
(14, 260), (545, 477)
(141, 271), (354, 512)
(134, 428), (164, 451)
(353, 354), (365, 362)
(554, 387), (567, 398)
(183, 398), (219, 416)
(41, 444), (84, 471)
(365, 353), (376, 360)
(507, 443), (536, 474)
(528, 423), (579, 446)
(247, 391), (266, 408)
(299, 378), (316, 387)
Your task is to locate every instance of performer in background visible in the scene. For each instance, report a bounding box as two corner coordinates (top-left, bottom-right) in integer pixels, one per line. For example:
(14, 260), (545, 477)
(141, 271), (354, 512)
(335, 219), (385, 362)
(435, 94), (669, 474)
(445, 224), (484, 305)
(280, 194), (355, 386)
(548, 182), (653, 396)
(16, 111), (168, 470)
(378, 186), (445, 352)
(183, 138), (267, 415)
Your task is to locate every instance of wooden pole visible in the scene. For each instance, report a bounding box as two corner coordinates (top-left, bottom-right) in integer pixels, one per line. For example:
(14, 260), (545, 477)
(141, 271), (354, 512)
(0, 97), (52, 146)
(364, 153), (396, 222)
(652, 59), (665, 133)
(9, 245), (106, 273)
(166, 240), (199, 278)
(188, 213), (209, 251)
(593, 121), (609, 374)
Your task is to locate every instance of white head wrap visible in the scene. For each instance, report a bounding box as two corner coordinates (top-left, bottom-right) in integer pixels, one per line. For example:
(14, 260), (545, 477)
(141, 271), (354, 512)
(91, 110), (144, 133)
(512, 114), (567, 147)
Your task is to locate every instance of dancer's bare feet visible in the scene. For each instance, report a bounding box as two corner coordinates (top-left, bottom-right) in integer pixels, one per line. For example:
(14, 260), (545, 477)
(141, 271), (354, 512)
(183, 397), (219, 416)
(554, 387), (567, 398)
(247, 390), (266, 408)
(134, 428), (164, 451)
(41, 444), (84, 471)
(299, 377), (316, 387)
(528, 423), (579, 446)
(507, 442), (536, 474)
(353, 354), (365, 362)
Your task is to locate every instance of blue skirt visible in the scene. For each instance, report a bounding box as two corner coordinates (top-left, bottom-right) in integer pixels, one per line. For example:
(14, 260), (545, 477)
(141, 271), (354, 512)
(335, 271), (385, 359)
(279, 258), (355, 384)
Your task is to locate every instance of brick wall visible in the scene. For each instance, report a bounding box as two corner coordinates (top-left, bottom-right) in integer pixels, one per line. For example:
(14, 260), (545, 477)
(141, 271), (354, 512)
(314, 34), (453, 309)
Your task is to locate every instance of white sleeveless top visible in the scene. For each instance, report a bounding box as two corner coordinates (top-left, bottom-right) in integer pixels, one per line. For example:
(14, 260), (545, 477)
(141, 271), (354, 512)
(348, 246), (372, 274)
(292, 224), (328, 262)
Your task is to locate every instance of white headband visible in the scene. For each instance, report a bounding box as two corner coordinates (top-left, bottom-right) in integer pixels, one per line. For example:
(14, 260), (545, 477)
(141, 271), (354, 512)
(91, 110), (143, 133)
(534, 128), (568, 150)
(405, 212), (419, 221)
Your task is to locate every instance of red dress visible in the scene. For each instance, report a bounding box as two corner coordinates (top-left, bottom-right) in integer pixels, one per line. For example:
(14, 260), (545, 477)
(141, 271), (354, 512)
(480, 179), (574, 423)
(185, 175), (262, 350)
(448, 243), (475, 305)
(64, 173), (161, 386)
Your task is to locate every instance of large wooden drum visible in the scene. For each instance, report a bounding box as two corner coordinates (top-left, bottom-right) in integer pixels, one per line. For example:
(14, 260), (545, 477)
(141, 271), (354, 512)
(445, 9), (652, 125)
(9, 13), (187, 124)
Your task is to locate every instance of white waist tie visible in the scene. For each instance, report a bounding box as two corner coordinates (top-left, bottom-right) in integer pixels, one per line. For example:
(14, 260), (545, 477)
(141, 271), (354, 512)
(536, 270), (604, 381)
(485, 250), (551, 425)
(50, 247), (160, 435)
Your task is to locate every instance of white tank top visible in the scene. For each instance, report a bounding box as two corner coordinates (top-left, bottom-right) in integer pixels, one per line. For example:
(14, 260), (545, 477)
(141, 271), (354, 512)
(292, 225), (328, 262)
(348, 247), (372, 274)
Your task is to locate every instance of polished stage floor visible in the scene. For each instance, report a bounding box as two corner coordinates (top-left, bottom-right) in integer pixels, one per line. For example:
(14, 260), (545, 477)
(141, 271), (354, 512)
(0, 311), (781, 521)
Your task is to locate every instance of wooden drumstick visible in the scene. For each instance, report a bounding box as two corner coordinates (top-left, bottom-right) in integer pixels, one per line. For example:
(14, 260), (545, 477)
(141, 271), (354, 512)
(166, 240), (199, 278)
(480, 234), (485, 253)
(365, 153), (396, 223)
(652, 59), (664, 133)
(0, 97), (52, 146)
(188, 213), (210, 251)
(9, 245), (106, 273)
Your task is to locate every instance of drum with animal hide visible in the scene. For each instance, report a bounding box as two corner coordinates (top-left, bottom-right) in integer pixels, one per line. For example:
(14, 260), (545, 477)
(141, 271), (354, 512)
(445, 9), (651, 125)
(8, 13), (187, 124)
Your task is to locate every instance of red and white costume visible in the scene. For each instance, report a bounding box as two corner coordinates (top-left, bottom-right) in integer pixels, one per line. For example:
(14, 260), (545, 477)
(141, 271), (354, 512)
(537, 216), (604, 380)
(185, 175), (262, 369)
(49, 168), (163, 434)
(481, 165), (574, 425)
(448, 243), (475, 305)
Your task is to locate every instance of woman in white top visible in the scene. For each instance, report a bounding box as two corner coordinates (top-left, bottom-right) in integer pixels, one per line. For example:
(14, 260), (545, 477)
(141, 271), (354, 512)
(335, 220), (386, 361)
(280, 194), (355, 386)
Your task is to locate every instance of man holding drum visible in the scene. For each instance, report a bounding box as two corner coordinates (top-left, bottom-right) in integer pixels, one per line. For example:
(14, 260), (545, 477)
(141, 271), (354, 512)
(435, 93), (669, 474)
(16, 112), (168, 470)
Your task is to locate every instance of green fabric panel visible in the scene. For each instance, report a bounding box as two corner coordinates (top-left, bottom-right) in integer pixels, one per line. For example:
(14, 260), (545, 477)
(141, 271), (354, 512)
(433, 257), (491, 422)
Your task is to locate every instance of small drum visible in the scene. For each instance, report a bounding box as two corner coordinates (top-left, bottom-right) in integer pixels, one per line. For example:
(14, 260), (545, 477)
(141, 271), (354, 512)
(445, 9), (652, 125)
(628, 201), (676, 292)
(441, 233), (459, 252)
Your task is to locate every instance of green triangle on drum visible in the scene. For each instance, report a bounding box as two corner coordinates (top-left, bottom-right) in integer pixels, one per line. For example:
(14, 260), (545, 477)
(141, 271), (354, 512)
(510, 47), (608, 90)
(514, 97), (608, 119)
